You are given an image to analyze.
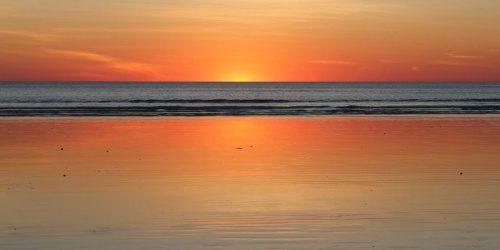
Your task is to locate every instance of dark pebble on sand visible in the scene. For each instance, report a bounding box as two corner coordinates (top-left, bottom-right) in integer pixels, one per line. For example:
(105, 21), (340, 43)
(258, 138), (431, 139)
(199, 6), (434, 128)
(460, 172), (463, 175)
(63, 174), (66, 177)
(61, 148), (64, 151)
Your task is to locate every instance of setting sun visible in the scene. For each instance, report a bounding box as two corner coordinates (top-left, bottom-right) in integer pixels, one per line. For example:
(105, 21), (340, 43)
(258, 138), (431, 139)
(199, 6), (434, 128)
(221, 67), (260, 82)
(224, 73), (254, 82)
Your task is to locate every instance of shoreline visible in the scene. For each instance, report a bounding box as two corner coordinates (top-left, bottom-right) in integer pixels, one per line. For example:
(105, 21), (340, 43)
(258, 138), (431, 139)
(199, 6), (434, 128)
(2, 113), (500, 120)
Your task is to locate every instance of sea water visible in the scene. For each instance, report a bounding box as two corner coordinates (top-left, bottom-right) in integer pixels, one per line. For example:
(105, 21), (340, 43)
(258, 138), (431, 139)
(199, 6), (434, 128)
(1, 82), (499, 116)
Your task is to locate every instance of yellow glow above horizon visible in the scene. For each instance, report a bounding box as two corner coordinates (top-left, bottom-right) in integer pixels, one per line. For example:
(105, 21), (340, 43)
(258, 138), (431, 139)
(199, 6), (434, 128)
(225, 75), (252, 82)
(223, 70), (256, 82)
(0, 0), (499, 81)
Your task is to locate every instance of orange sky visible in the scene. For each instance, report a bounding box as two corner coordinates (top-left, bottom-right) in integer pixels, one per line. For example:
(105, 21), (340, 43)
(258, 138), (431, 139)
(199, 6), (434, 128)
(0, 1), (499, 82)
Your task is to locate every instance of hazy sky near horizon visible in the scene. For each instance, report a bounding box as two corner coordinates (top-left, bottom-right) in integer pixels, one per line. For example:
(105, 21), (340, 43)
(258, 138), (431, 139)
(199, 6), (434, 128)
(1, 0), (499, 81)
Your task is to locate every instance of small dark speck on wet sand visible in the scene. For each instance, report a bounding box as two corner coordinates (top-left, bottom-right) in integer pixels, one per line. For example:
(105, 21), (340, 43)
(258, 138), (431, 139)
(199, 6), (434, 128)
(63, 174), (66, 177)
(460, 172), (463, 175)
(235, 147), (243, 150)
(60, 148), (64, 151)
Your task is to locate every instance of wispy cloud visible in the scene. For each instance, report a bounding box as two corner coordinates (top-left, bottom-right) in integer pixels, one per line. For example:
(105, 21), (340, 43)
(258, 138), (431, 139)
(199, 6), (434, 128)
(0, 29), (57, 42)
(45, 49), (114, 63)
(123, 0), (406, 33)
(378, 59), (404, 64)
(431, 60), (500, 70)
(309, 60), (357, 65)
(445, 53), (482, 59)
(0, 5), (23, 17)
(44, 49), (167, 80)
(433, 60), (470, 66)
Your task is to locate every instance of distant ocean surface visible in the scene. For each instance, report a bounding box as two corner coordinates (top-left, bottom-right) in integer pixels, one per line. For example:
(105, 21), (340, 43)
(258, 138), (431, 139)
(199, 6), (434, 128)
(1, 82), (499, 116)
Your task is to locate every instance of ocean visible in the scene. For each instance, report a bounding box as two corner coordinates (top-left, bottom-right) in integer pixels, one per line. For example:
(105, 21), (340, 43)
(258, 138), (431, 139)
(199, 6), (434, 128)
(1, 82), (500, 116)
(2, 83), (500, 249)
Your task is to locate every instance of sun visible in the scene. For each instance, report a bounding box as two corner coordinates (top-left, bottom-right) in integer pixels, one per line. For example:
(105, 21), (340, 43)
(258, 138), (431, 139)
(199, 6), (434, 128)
(221, 69), (258, 82)
(224, 74), (253, 82)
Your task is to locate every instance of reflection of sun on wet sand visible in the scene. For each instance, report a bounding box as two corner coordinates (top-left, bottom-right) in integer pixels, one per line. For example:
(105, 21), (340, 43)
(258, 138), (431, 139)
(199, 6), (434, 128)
(1, 116), (500, 249)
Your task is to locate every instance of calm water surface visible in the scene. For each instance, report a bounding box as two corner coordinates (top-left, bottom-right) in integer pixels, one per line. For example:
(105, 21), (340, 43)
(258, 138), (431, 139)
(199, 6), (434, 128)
(1, 117), (500, 249)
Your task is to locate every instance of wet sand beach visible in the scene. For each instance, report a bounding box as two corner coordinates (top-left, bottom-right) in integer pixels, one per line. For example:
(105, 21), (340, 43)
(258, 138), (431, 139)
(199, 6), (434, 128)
(1, 116), (500, 249)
